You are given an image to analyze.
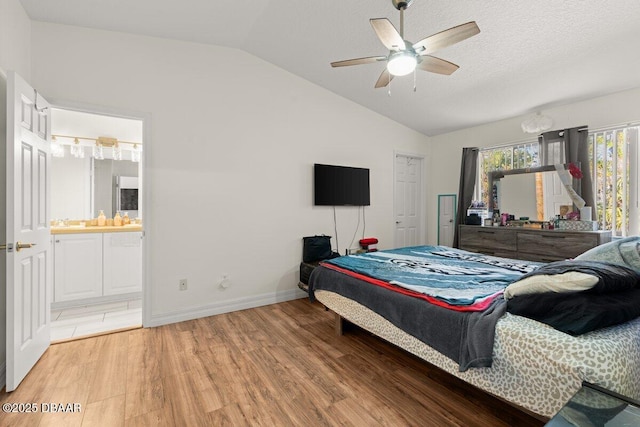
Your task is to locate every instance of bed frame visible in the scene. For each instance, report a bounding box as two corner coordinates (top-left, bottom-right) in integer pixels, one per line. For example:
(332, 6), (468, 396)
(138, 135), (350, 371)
(315, 289), (640, 419)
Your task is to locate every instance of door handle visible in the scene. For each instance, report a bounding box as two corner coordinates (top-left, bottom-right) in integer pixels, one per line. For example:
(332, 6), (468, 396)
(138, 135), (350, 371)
(396, 221), (401, 224)
(16, 242), (36, 252)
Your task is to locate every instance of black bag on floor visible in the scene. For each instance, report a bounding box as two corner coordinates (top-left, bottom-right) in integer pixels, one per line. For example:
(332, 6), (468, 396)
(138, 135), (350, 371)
(302, 235), (332, 262)
(299, 261), (320, 285)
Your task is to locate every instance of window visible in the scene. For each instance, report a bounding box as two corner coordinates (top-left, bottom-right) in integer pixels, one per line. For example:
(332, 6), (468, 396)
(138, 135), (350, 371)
(588, 126), (639, 237)
(476, 141), (538, 207)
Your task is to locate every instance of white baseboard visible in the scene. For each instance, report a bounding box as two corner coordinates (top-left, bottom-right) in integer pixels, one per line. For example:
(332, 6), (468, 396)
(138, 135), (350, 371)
(0, 360), (5, 391)
(145, 288), (308, 328)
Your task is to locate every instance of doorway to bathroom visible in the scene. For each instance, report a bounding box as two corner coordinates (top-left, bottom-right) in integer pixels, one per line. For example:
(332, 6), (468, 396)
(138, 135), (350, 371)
(49, 107), (145, 341)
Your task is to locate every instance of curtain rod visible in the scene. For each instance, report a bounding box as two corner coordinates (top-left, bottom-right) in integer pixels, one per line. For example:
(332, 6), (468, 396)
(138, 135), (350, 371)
(587, 121), (640, 134)
(480, 122), (639, 152)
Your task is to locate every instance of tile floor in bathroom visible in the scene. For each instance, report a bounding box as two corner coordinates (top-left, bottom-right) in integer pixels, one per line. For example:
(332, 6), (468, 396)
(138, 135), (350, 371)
(51, 298), (142, 342)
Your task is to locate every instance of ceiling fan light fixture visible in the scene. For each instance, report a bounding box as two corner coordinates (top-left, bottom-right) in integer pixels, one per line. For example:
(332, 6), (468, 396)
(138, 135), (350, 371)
(387, 51), (417, 76)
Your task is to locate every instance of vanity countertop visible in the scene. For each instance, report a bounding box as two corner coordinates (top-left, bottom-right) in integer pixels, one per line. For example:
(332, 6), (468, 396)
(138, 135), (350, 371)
(51, 224), (142, 235)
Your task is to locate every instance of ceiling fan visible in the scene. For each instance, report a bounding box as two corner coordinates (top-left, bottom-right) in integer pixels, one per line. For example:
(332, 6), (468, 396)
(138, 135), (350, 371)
(331, 0), (480, 88)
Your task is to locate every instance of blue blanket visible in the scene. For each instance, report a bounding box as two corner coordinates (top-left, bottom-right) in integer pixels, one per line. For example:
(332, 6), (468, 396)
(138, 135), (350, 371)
(324, 246), (540, 306)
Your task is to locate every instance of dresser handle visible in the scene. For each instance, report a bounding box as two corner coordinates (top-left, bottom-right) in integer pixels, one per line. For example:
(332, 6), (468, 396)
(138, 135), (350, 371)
(541, 235), (566, 239)
(478, 230), (496, 234)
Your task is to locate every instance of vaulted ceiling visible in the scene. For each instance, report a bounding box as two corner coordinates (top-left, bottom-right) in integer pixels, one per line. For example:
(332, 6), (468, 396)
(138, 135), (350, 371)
(19, 0), (640, 136)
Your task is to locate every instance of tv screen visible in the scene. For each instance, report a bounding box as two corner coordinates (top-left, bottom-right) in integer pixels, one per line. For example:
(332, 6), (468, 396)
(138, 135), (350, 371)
(314, 163), (370, 206)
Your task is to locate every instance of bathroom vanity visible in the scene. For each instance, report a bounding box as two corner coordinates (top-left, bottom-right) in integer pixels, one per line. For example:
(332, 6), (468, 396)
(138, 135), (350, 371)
(51, 225), (142, 307)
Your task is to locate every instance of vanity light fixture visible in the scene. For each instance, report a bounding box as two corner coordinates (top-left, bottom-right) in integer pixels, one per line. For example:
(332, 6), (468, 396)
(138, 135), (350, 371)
(70, 138), (85, 159)
(131, 144), (141, 163)
(93, 143), (104, 160)
(51, 135), (65, 158)
(51, 134), (142, 162)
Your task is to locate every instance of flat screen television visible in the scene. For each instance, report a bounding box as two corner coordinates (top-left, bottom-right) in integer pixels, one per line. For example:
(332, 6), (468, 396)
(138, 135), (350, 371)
(314, 163), (370, 206)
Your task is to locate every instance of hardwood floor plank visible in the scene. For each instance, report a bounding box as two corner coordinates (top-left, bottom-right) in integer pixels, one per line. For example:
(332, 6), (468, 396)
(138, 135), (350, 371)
(124, 407), (174, 427)
(161, 372), (210, 427)
(81, 394), (125, 427)
(124, 328), (164, 419)
(87, 334), (128, 404)
(0, 298), (544, 426)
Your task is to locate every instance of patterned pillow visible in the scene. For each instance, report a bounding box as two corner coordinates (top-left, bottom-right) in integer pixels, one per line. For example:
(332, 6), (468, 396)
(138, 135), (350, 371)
(576, 236), (640, 272)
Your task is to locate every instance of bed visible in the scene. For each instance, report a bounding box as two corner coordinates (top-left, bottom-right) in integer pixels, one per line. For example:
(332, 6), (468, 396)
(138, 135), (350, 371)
(308, 242), (640, 419)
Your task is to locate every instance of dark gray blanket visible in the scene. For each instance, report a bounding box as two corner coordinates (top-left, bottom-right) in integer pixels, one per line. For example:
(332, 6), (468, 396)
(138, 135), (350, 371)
(309, 265), (506, 372)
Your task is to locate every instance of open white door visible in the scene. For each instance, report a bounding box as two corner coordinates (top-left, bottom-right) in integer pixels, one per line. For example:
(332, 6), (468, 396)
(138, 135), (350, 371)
(5, 71), (52, 391)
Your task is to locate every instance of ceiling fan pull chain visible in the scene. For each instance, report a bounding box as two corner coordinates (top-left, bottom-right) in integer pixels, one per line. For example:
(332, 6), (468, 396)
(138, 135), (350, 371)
(388, 74), (392, 96)
(413, 69), (417, 92)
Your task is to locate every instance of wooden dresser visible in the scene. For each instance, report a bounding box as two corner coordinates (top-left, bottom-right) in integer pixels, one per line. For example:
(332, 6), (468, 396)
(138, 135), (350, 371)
(458, 225), (612, 262)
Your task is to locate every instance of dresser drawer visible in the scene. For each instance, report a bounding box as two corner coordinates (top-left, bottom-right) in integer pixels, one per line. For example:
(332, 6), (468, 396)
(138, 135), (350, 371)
(460, 246), (518, 259)
(517, 232), (598, 259)
(459, 227), (517, 252)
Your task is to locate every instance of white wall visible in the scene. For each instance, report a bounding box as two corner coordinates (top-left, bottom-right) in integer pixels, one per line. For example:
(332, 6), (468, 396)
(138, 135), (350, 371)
(0, 0), (31, 79)
(427, 87), (640, 244)
(0, 0), (31, 389)
(29, 22), (431, 324)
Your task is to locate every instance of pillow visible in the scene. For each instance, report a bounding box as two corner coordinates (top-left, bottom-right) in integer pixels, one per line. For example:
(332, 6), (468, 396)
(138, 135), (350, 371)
(504, 271), (598, 300)
(507, 288), (640, 335)
(504, 260), (639, 298)
(575, 236), (640, 273)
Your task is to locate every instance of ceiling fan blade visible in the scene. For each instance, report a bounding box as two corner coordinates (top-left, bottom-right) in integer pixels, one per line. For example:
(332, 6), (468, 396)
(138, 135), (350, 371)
(374, 68), (395, 88)
(331, 56), (387, 67)
(412, 21), (480, 55)
(370, 18), (405, 50)
(417, 55), (459, 75)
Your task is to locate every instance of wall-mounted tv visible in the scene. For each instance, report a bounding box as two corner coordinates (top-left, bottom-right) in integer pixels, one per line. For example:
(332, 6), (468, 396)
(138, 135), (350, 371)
(314, 163), (370, 206)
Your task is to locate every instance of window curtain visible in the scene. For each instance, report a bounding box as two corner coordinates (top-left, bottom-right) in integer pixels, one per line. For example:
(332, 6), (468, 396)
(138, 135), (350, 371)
(452, 147), (479, 248)
(538, 126), (595, 218)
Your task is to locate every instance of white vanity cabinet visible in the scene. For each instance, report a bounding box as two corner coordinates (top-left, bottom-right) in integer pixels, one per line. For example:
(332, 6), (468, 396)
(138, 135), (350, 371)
(54, 233), (103, 301)
(103, 232), (142, 295)
(53, 229), (142, 303)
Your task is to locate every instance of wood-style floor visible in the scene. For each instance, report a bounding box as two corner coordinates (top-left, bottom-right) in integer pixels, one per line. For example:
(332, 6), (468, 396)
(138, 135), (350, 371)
(0, 299), (544, 426)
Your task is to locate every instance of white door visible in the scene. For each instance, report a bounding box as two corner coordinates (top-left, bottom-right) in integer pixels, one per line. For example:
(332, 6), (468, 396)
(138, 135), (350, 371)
(438, 194), (456, 247)
(6, 71), (52, 391)
(542, 171), (573, 220)
(394, 154), (422, 248)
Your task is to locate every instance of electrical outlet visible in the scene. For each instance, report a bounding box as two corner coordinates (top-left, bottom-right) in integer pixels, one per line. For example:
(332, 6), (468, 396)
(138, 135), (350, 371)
(179, 279), (188, 291)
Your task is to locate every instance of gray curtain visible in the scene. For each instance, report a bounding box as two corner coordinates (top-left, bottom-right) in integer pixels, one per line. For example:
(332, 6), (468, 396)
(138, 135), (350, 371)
(538, 126), (595, 218)
(452, 147), (479, 248)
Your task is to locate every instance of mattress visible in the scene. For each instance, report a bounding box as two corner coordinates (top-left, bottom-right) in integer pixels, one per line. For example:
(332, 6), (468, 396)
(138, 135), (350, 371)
(315, 289), (640, 418)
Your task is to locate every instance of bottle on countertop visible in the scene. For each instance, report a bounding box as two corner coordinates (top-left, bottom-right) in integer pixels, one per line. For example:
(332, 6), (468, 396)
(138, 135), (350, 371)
(122, 212), (130, 225)
(114, 211), (122, 226)
(97, 210), (106, 226)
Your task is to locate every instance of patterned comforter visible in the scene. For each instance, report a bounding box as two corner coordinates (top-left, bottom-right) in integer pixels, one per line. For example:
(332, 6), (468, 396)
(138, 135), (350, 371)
(321, 246), (539, 310)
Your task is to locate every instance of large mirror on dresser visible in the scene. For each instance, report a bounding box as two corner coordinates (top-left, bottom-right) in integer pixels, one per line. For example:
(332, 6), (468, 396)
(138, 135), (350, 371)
(488, 164), (578, 221)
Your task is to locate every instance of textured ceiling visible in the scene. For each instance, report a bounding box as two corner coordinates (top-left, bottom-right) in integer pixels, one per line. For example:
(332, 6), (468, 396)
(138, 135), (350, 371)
(19, 0), (640, 136)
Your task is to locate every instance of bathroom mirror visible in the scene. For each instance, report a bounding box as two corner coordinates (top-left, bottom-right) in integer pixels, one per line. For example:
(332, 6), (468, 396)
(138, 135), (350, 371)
(51, 157), (139, 220)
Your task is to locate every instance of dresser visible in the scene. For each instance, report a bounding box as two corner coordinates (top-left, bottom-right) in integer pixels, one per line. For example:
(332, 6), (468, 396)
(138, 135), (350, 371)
(458, 225), (611, 262)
